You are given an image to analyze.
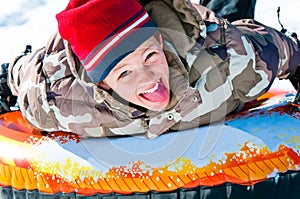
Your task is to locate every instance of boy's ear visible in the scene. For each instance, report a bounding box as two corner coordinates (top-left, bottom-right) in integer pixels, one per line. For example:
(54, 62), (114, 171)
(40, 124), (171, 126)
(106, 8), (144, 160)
(97, 82), (111, 90)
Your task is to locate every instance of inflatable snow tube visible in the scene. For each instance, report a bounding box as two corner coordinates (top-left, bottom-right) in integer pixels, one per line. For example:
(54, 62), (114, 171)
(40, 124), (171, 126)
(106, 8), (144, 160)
(0, 88), (299, 199)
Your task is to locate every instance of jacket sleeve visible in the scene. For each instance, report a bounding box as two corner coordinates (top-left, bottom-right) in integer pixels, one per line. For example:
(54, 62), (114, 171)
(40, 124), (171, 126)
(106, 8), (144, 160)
(8, 33), (119, 137)
(190, 3), (299, 100)
(182, 6), (300, 128)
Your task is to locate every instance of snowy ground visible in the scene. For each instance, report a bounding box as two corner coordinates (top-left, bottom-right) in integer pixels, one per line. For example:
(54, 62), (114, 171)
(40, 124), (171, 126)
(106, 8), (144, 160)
(0, 0), (68, 63)
(0, 0), (298, 90)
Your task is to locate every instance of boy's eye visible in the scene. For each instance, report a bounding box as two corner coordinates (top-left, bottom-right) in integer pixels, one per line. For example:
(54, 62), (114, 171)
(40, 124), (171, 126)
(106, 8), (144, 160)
(119, 70), (130, 79)
(145, 51), (156, 62)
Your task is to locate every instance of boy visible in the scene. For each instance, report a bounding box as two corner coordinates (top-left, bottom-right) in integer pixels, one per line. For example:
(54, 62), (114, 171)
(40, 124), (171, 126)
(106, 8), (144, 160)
(8, 0), (300, 138)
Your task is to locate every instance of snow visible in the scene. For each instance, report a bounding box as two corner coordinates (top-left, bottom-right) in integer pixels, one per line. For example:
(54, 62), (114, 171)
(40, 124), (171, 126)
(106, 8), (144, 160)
(0, 0), (68, 63)
(255, 0), (298, 91)
(0, 0), (298, 90)
(255, 0), (300, 34)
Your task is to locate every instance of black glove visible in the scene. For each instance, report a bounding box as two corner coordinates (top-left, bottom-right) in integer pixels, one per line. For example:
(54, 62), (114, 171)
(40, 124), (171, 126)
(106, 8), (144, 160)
(0, 63), (17, 113)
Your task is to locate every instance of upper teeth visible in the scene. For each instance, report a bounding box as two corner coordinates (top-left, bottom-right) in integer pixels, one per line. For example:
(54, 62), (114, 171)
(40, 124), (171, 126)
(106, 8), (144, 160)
(142, 82), (159, 94)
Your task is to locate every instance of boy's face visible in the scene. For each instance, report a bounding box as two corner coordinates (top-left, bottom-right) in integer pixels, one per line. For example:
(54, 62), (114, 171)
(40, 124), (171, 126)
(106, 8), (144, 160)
(100, 34), (170, 111)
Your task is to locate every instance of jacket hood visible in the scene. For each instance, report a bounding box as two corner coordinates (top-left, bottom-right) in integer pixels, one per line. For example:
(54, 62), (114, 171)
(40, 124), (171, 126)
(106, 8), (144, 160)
(141, 0), (207, 58)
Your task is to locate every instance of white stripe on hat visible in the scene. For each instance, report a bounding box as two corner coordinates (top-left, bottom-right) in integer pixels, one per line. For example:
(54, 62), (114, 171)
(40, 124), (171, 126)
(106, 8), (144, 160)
(85, 12), (150, 71)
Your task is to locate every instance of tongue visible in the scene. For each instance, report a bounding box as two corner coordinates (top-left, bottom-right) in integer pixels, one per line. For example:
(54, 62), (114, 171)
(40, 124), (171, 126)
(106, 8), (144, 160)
(142, 83), (168, 102)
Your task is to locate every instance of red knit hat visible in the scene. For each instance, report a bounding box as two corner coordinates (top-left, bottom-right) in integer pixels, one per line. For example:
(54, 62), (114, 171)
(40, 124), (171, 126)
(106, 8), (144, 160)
(56, 0), (158, 82)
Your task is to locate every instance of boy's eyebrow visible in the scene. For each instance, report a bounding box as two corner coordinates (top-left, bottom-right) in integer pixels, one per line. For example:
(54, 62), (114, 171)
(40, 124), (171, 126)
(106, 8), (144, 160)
(112, 62), (127, 73)
(139, 40), (160, 56)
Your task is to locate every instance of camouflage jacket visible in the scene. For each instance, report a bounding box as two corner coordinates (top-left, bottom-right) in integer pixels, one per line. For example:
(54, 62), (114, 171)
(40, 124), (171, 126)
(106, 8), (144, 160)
(8, 0), (299, 138)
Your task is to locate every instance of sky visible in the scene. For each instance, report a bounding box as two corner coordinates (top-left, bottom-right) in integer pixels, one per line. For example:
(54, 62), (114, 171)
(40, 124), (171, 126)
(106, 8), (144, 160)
(0, 0), (298, 90)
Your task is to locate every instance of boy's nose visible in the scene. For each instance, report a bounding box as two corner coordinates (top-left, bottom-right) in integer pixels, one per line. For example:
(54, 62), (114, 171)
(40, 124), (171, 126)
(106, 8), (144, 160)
(137, 66), (156, 81)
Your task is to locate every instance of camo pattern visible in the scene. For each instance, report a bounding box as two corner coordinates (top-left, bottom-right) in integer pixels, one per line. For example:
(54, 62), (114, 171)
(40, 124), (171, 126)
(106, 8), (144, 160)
(8, 0), (300, 138)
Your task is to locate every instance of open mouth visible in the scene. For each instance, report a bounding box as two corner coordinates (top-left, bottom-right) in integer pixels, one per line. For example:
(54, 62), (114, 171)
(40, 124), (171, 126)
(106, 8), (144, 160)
(139, 79), (169, 102)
